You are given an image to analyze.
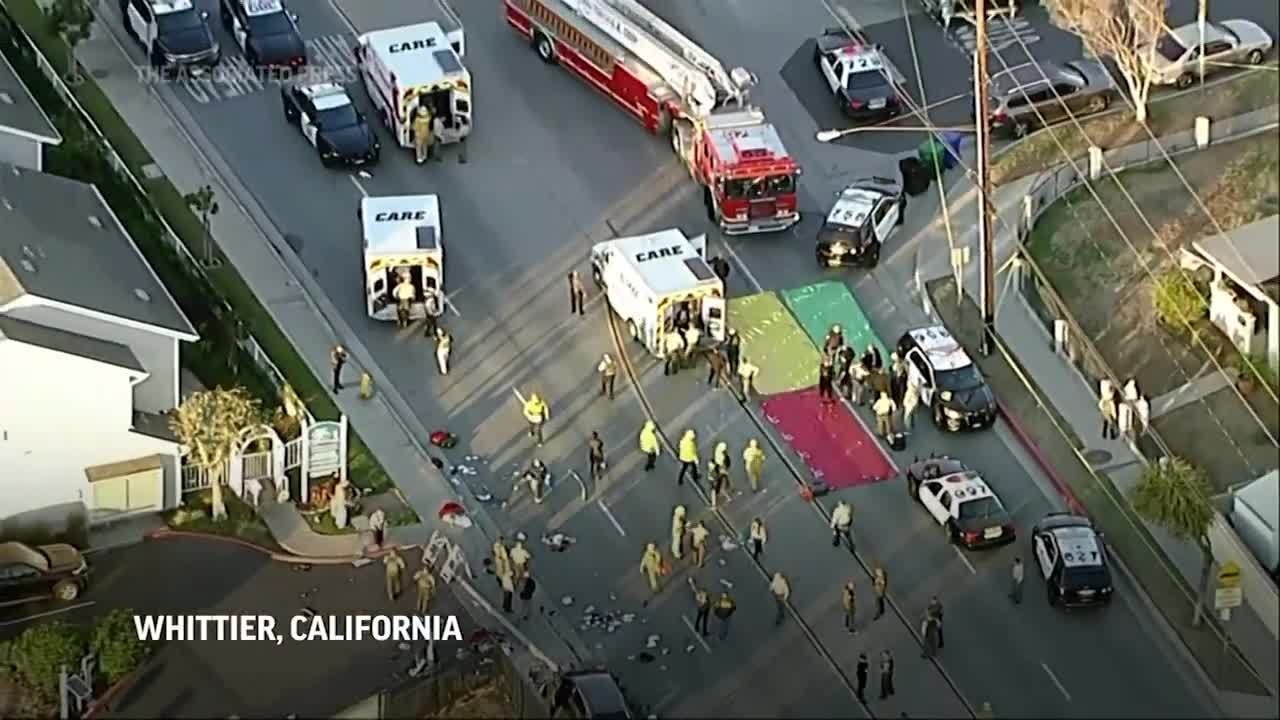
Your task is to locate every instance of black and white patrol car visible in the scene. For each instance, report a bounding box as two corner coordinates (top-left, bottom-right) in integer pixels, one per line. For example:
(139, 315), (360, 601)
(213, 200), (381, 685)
(816, 176), (905, 268)
(220, 0), (305, 69)
(281, 83), (380, 166)
(812, 30), (904, 122)
(896, 325), (996, 431)
(906, 457), (1015, 549)
(1032, 513), (1114, 607)
(120, 0), (220, 76)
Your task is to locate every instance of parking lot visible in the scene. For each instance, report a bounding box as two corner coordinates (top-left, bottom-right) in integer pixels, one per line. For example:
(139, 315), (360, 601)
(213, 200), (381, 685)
(781, 3), (1084, 154)
(1, 538), (474, 718)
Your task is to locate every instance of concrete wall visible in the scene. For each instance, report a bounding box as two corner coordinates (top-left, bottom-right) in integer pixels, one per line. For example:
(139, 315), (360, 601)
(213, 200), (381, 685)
(0, 340), (178, 520)
(5, 301), (180, 413)
(0, 131), (39, 171)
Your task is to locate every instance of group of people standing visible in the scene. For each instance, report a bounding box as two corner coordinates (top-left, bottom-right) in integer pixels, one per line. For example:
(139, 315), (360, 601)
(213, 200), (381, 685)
(815, 325), (921, 442)
(1097, 377), (1149, 443)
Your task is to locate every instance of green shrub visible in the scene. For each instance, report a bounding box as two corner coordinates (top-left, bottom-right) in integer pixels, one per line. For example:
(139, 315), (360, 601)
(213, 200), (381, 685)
(1234, 352), (1280, 395)
(90, 609), (151, 684)
(1151, 271), (1207, 333)
(8, 621), (87, 700)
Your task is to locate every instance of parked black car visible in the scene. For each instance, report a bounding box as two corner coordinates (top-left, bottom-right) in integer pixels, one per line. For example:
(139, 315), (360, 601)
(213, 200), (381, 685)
(0, 541), (89, 607)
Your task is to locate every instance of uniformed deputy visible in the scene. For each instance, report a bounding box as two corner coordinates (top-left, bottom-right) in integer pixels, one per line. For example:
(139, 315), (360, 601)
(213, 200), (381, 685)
(683, 324), (701, 367)
(638, 420), (660, 471)
(690, 579), (711, 636)
(422, 287), (442, 338)
(663, 331), (685, 376)
(414, 566), (436, 614)
(412, 106), (435, 164)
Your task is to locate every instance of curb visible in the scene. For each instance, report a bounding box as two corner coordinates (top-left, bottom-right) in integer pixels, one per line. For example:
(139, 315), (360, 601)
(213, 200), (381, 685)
(142, 528), (410, 565)
(82, 659), (149, 719)
(995, 398), (1086, 514)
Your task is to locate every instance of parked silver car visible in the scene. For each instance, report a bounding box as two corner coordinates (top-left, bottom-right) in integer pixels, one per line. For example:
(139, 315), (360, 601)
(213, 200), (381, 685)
(1145, 20), (1273, 89)
(984, 59), (1118, 138)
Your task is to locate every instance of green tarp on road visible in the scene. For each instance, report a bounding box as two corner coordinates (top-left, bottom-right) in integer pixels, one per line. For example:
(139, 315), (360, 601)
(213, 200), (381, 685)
(781, 281), (890, 359)
(729, 292), (820, 396)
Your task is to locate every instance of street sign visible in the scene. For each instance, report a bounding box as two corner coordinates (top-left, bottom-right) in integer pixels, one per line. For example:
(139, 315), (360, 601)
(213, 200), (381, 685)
(1217, 561), (1242, 588)
(1214, 586), (1243, 610)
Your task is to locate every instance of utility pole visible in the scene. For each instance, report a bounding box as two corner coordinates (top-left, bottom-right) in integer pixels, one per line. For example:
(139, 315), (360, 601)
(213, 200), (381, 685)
(973, 0), (997, 356)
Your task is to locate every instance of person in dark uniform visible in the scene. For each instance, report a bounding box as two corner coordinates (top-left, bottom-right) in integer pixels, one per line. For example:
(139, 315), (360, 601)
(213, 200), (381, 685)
(550, 676), (573, 717)
(818, 355), (835, 402)
(674, 302), (691, 332)
(879, 649), (895, 699)
(568, 271), (586, 315)
(724, 329), (741, 376)
(855, 652), (869, 702)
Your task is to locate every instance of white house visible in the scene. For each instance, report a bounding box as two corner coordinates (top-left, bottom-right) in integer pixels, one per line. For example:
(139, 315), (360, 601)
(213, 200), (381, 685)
(1190, 215), (1280, 373)
(0, 162), (199, 536)
(0, 52), (62, 171)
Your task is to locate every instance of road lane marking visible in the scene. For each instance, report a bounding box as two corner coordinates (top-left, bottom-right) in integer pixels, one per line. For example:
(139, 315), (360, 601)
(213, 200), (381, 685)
(597, 500), (626, 536)
(953, 546), (977, 574)
(1041, 661), (1072, 701)
(0, 601), (96, 627)
(444, 295), (462, 317)
(681, 615), (712, 653)
(349, 175), (369, 196)
(719, 238), (763, 293)
(511, 386), (526, 405)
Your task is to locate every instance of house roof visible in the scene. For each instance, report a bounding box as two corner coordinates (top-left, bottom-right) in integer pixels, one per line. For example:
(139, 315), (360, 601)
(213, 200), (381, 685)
(85, 454), (164, 482)
(1194, 215), (1280, 302)
(0, 164), (197, 337)
(0, 53), (62, 145)
(0, 314), (144, 372)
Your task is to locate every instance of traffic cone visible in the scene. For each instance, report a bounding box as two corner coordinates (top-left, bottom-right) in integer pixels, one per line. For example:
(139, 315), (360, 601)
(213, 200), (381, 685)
(799, 484), (814, 502)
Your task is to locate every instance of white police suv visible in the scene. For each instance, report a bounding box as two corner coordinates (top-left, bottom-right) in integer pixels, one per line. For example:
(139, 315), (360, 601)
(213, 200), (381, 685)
(1032, 513), (1114, 607)
(120, 0), (220, 76)
(896, 325), (996, 431)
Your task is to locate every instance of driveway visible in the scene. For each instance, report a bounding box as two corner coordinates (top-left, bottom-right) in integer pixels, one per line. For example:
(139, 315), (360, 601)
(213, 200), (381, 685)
(1, 538), (473, 718)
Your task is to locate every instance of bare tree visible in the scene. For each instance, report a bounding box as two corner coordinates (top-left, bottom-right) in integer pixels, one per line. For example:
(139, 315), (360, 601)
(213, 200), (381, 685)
(1046, 0), (1169, 123)
(45, 0), (95, 85)
(171, 387), (262, 522)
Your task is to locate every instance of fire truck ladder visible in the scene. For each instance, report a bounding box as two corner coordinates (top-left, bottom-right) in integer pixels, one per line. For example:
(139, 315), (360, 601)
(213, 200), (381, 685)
(559, 0), (753, 118)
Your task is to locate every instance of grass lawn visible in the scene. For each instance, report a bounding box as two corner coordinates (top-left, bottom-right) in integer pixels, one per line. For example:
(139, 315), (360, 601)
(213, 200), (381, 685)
(0, 0), (390, 494)
(164, 489), (281, 552)
(305, 491), (420, 536)
(926, 277), (1269, 696)
(1024, 132), (1279, 490)
(993, 68), (1278, 184)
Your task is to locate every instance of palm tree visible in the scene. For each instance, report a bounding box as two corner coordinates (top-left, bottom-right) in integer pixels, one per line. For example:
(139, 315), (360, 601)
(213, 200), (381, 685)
(171, 387), (262, 521)
(184, 185), (221, 267)
(1130, 456), (1216, 626)
(44, 0), (94, 85)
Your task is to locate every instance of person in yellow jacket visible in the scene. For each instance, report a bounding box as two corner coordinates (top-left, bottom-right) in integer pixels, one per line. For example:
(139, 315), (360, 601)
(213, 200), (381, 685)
(492, 536), (511, 580)
(676, 429), (699, 486)
(640, 542), (664, 593)
(743, 439), (765, 492)
(638, 420), (660, 471)
(412, 106), (435, 164)
(670, 505), (687, 560)
(523, 393), (549, 446)
(509, 539), (532, 580)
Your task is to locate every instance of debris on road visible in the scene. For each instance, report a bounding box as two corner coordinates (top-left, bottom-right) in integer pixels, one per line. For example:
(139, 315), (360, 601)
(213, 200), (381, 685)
(719, 535), (738, 552)
(542, 532), (577, 552)
(719, 579), (734, 589)
(646, 634), (661, 648)
(561, 595), (575, 606)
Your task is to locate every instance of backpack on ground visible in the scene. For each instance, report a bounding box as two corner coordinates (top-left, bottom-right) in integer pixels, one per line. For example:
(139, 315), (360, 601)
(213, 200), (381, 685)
(430, 430), (457, 448)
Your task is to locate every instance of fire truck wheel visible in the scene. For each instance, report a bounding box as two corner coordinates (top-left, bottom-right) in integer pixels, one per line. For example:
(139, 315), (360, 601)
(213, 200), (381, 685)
(534, 32), (556, 64)
(702, 187), (717, 223)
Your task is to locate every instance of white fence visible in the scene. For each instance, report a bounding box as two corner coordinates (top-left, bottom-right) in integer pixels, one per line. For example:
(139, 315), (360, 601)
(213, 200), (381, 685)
(181, 436), (304, 494)
(0, 4), (312, 423)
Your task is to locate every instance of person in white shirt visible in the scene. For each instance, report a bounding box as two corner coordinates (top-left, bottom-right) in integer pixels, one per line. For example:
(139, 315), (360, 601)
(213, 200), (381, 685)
(830, 501), (853, 549)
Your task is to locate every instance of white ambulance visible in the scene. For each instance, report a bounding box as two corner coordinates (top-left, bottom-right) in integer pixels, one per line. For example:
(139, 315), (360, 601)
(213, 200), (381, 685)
(355, 21), (472, 150)
(590, 229), (726, 357)
(360, 195), (445, 322)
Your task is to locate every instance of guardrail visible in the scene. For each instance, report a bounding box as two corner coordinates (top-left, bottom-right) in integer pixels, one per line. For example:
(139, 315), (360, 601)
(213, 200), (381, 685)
(1012, 103), (1278, 464)
(0, 3), (312, 424)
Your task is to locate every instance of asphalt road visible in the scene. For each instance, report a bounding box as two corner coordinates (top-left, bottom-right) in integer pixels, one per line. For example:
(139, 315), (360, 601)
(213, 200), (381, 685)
(0, 538), (473, 718)
(93, 0), (1274, 714)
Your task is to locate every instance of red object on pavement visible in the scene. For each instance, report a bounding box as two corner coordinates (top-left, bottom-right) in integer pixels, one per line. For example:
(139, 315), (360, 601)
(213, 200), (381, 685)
(438, 501), (465, 519)
(762, 387), (896, 489)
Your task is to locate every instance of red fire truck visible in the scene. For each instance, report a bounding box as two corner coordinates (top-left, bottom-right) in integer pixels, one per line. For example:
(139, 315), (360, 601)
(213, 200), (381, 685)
(504, 0), (801, 235)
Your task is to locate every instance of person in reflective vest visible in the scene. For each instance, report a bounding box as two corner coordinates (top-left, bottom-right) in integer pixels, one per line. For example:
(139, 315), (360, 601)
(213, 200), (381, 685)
(412, 106), (435, 164)
(638, 420), (660, 471)
(523, 393), (550, 446)
(422, 288), (442, 338)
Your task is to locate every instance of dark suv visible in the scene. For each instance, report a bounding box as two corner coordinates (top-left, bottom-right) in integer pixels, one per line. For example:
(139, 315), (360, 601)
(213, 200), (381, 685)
(0, 541), (89, 607)
(553, 670), (635, 719)
(986, 59), (1117, 138)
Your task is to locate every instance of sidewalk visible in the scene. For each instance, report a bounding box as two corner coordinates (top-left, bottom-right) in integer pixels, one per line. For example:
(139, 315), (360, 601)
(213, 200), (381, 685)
(934, 163), (1280, 707)
(69, 9), (588, 672)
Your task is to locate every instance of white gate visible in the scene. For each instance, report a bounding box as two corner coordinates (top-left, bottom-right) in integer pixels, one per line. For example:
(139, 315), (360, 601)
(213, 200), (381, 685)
(180, 416), (347, 500)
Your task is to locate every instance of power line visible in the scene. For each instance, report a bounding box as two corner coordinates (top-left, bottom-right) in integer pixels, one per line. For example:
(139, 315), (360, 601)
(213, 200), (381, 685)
(981, 11), (1279, 448)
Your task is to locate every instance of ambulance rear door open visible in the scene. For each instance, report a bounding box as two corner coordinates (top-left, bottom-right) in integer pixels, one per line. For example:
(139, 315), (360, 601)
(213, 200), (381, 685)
(685, 234), (725, 341)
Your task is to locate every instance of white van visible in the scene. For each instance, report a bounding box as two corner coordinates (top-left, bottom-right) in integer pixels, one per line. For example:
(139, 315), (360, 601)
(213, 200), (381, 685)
(355, 21), (472, 149)
(360, 195), (445, 322)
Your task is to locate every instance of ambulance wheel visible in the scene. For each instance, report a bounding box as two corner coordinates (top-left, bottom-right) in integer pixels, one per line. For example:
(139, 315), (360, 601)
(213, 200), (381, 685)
(591, 266), (603, 289)
(534, 32), (556, 64)
(896, 197), (907, 224)
(626, 320), (640, 344)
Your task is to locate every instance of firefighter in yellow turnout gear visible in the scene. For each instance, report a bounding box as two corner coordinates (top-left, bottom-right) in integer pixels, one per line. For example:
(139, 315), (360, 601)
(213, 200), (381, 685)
(522, 393), (550, 446)
(412, 106), (436, 164)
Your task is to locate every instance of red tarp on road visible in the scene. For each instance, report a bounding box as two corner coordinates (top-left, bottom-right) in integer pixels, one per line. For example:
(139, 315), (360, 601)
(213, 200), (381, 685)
(762, 387), (897, 489)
